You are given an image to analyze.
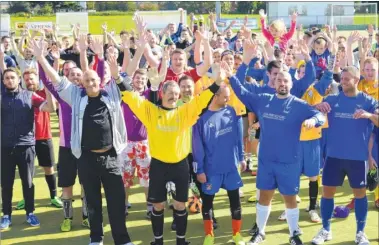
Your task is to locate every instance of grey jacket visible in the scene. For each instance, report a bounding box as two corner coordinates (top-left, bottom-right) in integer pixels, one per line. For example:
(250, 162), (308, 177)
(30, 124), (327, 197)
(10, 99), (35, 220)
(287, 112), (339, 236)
(54, 77), (127, 159)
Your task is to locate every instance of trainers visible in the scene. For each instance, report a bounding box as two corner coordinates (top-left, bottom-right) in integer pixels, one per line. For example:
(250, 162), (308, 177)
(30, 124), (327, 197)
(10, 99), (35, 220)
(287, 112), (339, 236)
(309, 210), (321, 223)
(60, 218), (72, 232)
(203, 234), (215, 245)
(239, 189), (244, 198)
(125, 207), (129, 217)
(289, 230), (303, 245)
(278, 210), (287, 221)
(51, 196), (63, 208)
(127, 202), (132, 209)
(249, 223), (258, 236)
(233, 232), (245, 245)
(89, 242), (103, 245)
(26, 213), (40, 227)
(16, 199), (25, 210)
(82, 218), (90, 228)
(296, 195), (301, 203)
(146, 211), (152, 220)
(247, 229), (265, 245)
(0, 215), (12, 230)
(248, 196), (257, 203)
(312, 228), (332, 245)
(346, 198), (355, 210)
(355, 231), (369, 245)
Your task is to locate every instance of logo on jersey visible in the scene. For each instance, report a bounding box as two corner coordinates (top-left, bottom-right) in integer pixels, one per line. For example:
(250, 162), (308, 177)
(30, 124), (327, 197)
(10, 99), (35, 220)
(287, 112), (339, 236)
(334, 103), (339, 108)
(265, 104), (270, 108)
(308, 90), (313, 97)
(206, 183), (212, 190)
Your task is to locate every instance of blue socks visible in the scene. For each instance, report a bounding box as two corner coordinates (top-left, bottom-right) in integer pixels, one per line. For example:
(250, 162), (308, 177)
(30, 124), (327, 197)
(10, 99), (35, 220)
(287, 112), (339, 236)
(355, 196), (368, 233)
(321, 197), (334, 231)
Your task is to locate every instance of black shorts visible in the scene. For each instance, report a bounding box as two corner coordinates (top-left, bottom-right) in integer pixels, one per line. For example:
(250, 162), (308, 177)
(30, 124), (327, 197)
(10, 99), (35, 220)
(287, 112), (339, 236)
(35, 139), (55, 167)
(57, 146), (80, 187)
(148, 157), (189, 203)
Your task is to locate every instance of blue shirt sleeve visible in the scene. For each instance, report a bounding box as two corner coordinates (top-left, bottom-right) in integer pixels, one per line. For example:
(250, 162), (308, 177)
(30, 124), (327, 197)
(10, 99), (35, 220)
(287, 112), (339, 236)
(246, 66), (265, 82)
(4, 55), (16, 68)
(314, 70), (333, 96)
(229, 75), (261, 113)
(192, 120), (205, 174)
(298, 99), (326, 127)
(292, 60), (316, 98)
(236, 115), (244, 162)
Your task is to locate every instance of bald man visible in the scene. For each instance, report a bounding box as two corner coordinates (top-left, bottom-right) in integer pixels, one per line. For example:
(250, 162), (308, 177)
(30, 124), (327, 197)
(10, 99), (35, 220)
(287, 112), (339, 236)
(229, 70), (325, 245)
(37, 43), (135, 245)
(192, 84), (246, 245)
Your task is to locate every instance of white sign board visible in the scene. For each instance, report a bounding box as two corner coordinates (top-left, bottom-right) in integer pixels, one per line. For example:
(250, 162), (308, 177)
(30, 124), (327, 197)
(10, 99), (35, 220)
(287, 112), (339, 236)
(26, 22), (53, 30)
(217, 18), (258, 31)
(136, 10), (187, 31)
(0, 14), (11, 36)
(56, 12), (89, 36)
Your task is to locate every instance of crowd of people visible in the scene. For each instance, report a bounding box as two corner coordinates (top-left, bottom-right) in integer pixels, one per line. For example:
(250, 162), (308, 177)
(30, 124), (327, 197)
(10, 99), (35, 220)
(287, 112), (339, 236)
(1, 7), (378, 245)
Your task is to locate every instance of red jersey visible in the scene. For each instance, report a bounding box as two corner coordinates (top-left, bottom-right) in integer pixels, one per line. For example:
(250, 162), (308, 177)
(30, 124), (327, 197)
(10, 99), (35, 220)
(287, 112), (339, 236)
(34, 90), (52, 140)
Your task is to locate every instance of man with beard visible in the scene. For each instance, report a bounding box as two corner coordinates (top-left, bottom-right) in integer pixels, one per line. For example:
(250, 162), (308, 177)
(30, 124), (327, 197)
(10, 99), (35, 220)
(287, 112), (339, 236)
(15, 69), (63, 211)
(228, 39), (325, 245)
(0, 68), (55, 230)
(193, 84), (246, 245)
(39, 60), (90, 232)
(312, 66), (379, 245)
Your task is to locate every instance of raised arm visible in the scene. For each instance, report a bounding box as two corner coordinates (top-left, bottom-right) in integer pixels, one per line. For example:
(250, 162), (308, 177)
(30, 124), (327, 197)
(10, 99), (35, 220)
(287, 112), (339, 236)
(283, 12), (297, 40)
(0, 44), (6, 72)
(194, 30), (212, 76)
(126, 31), (148, 76)
(78, 34), (89, 72)
(346, 31), (361, 66)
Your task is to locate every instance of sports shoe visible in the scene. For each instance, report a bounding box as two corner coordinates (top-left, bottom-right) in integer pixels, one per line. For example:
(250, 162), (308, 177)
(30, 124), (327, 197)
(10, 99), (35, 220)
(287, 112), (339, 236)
(309, 210), (321, 223)
(355, 231), (369, 245)
(278, 210), (287, 221)
(51, 196), (63, 208)
(146, 211), (152, 220)
(203, 234), (215, 245)
(0, 215), (12, 230)
(127, 202), (132, 209)
(248, 196), (257, 203)
(346, 198), (355, 210)
(289, 230), (303, 245)
(125, 207), (129, 217)
(16, 199), (25, 210)
(26, 213), (40, 227)
(296, 195), (301, 203)
(305, 202), (320, 211)
(89, 242), (103, 245)
(239, 189), (244, 198)
(82, 218), (90, 228)
(312, 228), (332, 244)
(247, 229), (265, 245)
(233, 232), (245, 245)
(249, 223), (258, 235)
(60, 218), (72, 232)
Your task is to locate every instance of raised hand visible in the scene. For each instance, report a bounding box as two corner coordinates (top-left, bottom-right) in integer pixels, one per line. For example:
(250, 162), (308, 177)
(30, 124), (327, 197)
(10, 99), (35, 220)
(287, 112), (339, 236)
(259, 9), (266, 19)
(135, 31), (148, 50)
(50, 46), (60, 60)
(78, 34), (88, 53)
(30, 38), (46, 59)
(134, 14), (147, 34)
(240, 25), (252, 41)
(120, 37), (130, 51)
(220, 61), (233, 79)
(195, 30), (209, 42)
(347, 31), (361, 45)
(325, 24), (331, 33)
(147, 67), (165, 88)
(162, 46), (170, 61)
(101, 23), (107, 32)
(291, 11), (298, 22)
(0, 43), (4, 58)
(108, 54), (120, 79)
(90, 38), (104, 57)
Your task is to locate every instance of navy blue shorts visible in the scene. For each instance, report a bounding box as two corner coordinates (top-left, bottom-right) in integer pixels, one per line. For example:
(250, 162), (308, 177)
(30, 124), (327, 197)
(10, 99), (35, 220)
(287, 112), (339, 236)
(322, 157), (368, 189)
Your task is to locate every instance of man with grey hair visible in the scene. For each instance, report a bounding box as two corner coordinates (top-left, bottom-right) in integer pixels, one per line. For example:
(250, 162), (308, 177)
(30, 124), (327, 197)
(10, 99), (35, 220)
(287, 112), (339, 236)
(111, 51), (222, 244)
(226, 48), (325, 244)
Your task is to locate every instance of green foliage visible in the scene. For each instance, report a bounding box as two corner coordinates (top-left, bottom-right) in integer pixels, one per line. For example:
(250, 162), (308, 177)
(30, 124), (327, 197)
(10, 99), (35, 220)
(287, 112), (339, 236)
(8, 2), (31, 14)
(138, 2), (159, 11)
(221, 2), (232, 14)
(38, 3), (54, 15)
(236, 2), (254, 14)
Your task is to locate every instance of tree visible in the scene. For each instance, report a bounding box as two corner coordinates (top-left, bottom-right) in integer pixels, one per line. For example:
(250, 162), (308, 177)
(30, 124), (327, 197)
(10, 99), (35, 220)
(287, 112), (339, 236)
(236, 2), (254, 14)
(8, 2), (31, 13)
(126, 2), (137, 12)
(221, 2), (232, 14)
(38, 3), (53, 15)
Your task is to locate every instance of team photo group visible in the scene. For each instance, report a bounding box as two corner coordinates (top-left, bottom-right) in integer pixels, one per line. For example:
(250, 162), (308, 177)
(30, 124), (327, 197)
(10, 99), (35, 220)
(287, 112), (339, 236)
(0, 2), (378, 245)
